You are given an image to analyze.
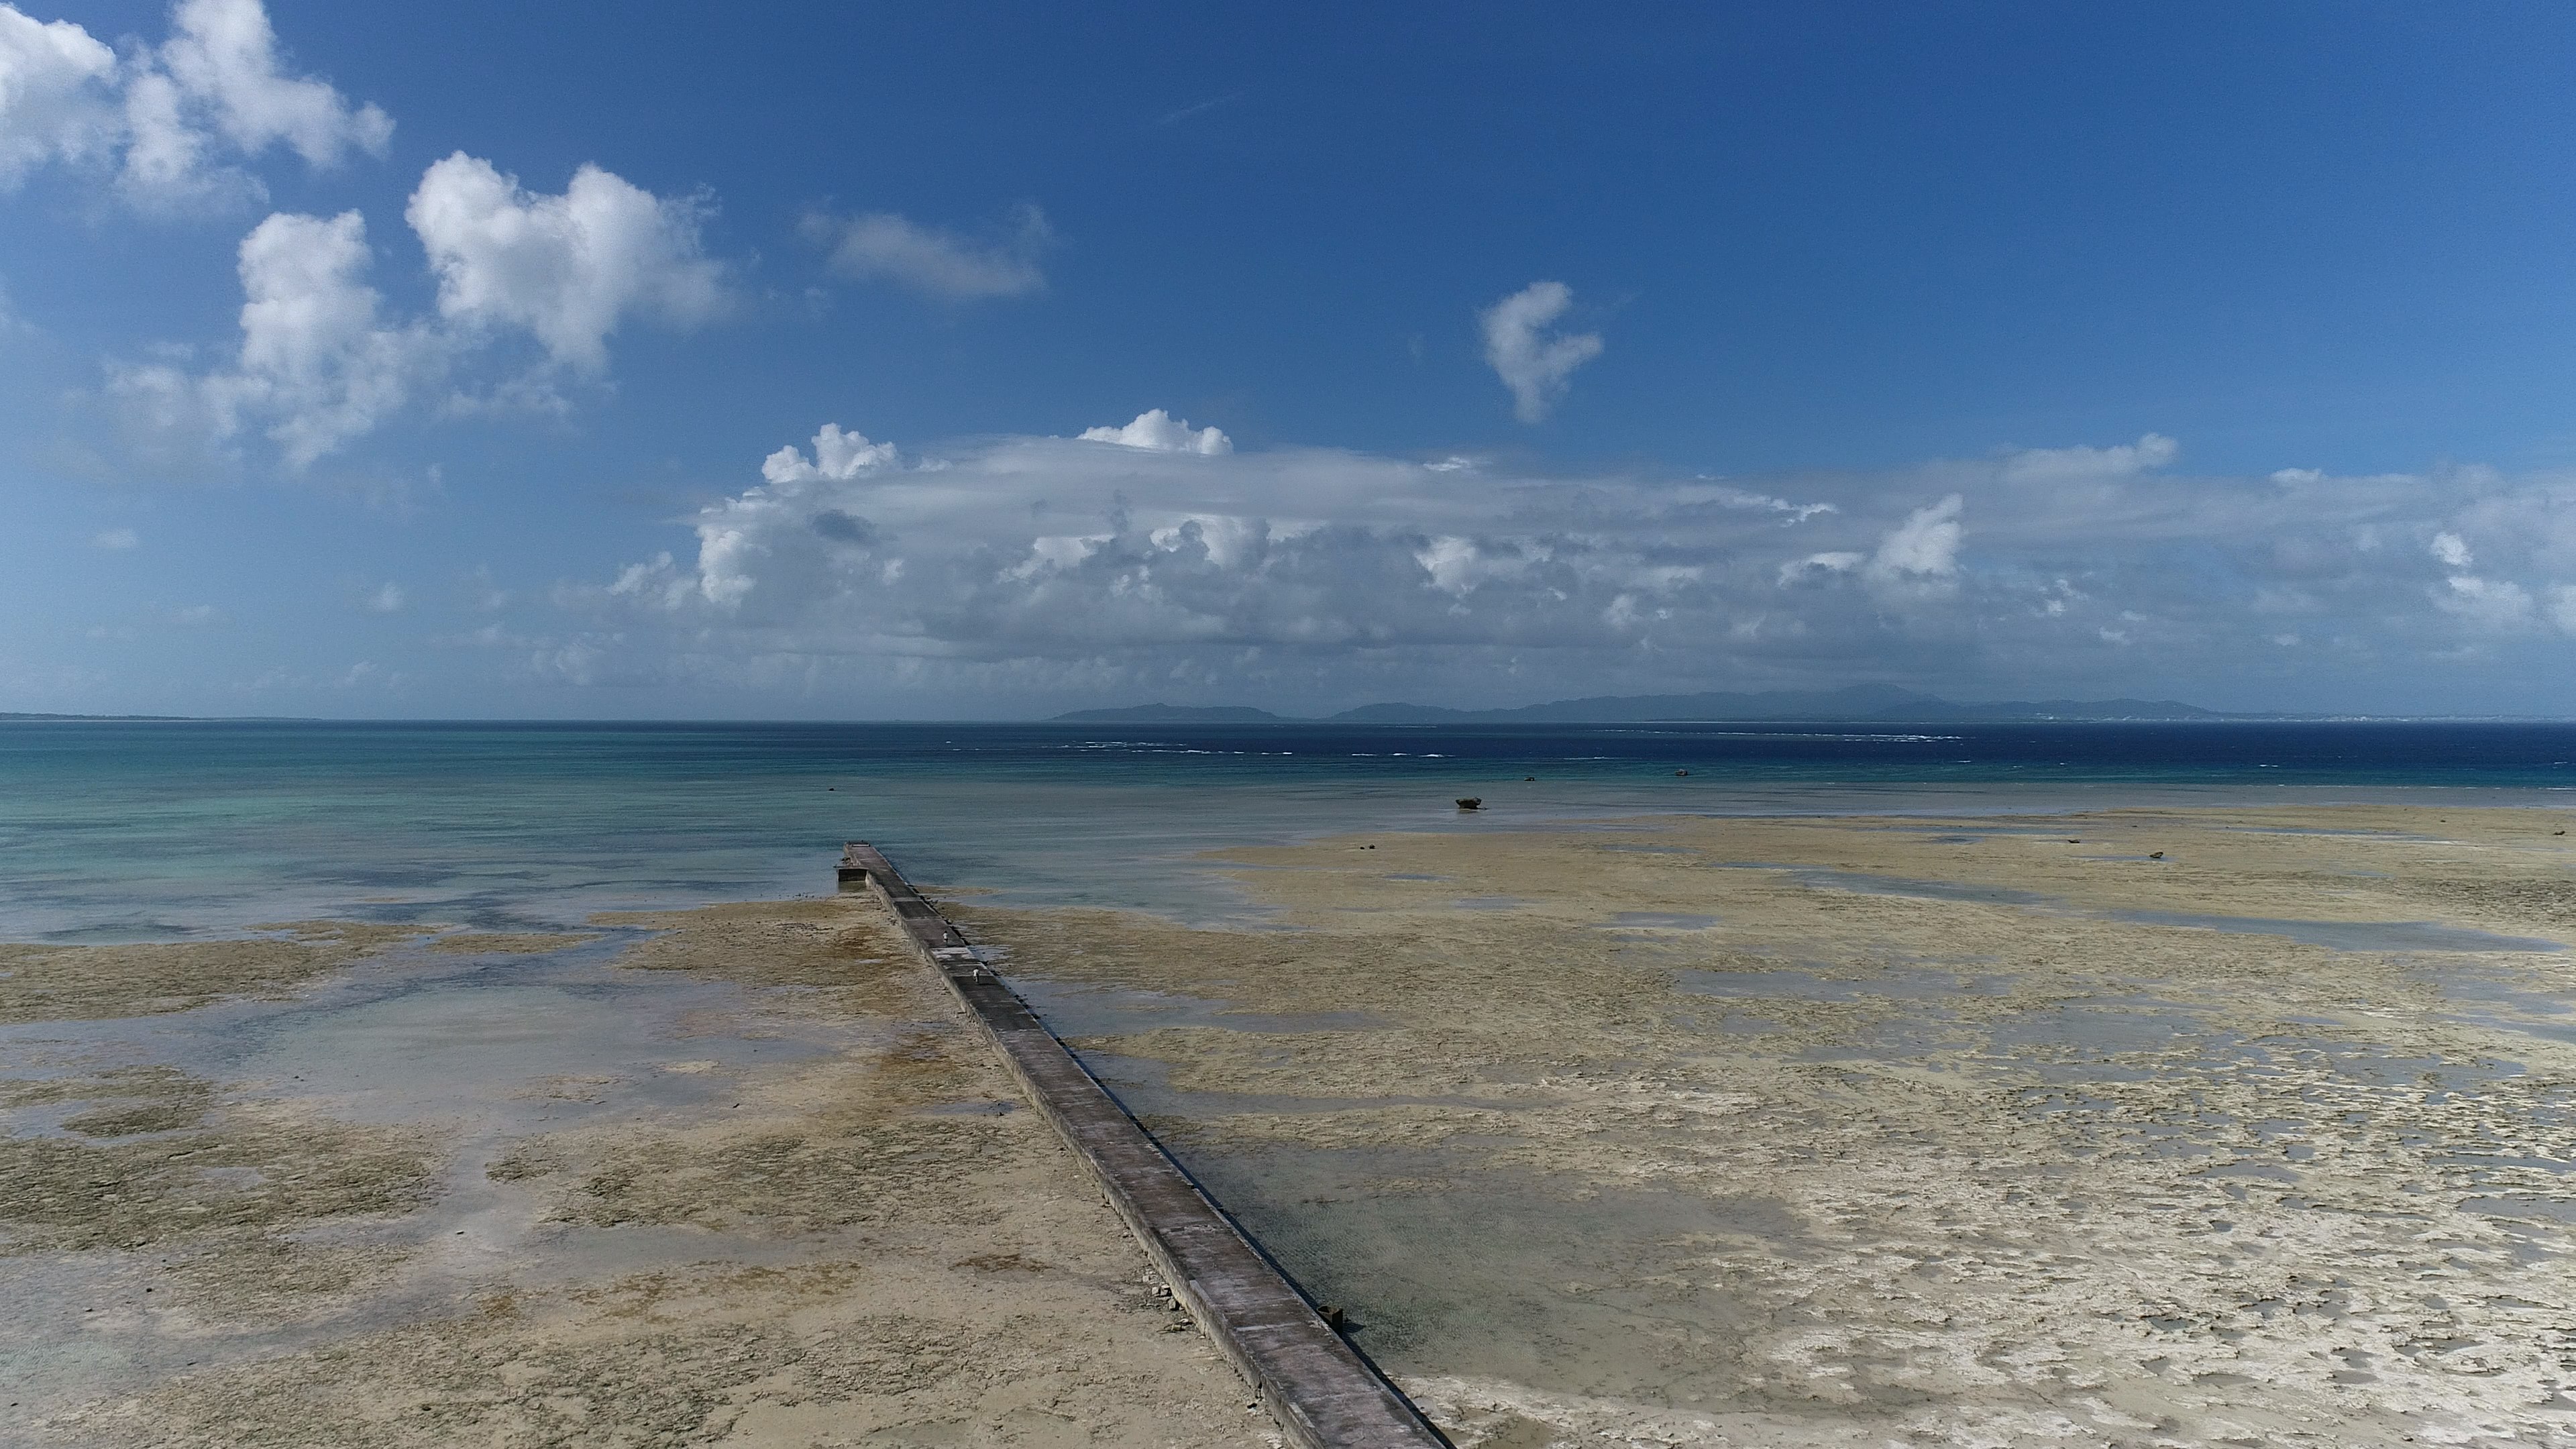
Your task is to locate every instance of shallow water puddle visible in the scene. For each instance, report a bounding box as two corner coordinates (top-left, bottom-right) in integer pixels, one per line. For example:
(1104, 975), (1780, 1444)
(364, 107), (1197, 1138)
(1676, 965), (2008, 1002)
(2, 937), (859, 1132)
(1596, 912), (1719, 930)
(0, 931), (907, 1424)
(2116, 910), (2564, 954)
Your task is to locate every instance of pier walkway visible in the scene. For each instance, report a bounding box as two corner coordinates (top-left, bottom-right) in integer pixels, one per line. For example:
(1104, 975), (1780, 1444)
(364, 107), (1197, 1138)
(839, 841), (1452, 1449)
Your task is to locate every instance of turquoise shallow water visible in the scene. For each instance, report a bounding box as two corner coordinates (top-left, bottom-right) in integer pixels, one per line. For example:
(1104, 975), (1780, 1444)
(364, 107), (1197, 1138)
(5, 718), (2575, 941)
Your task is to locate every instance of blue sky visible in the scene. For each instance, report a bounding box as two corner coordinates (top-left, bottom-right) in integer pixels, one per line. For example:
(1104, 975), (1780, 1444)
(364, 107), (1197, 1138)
(6, 1), (2576, 717)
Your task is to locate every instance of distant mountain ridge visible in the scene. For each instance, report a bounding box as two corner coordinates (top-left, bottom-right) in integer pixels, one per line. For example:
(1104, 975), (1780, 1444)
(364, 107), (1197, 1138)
(1053, 686), (2254, 724)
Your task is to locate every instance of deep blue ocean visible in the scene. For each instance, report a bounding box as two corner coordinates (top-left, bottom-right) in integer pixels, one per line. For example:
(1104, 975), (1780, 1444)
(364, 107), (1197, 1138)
(5, 718), (2573, 942)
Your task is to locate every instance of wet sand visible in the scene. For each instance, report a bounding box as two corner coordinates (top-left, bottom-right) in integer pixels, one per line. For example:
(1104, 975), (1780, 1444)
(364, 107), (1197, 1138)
(955, 803), (2576, 1448)
(1, 900), (1268, 1447)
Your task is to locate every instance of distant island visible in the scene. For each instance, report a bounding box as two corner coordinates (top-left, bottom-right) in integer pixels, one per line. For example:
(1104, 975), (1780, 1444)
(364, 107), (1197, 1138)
(1052, 685), (2297, 725)
(0, 711), (197, 722)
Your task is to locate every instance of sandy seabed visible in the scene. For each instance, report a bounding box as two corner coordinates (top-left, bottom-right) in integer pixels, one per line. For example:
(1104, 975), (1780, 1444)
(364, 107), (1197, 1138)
(953, 802), (2576, 1449)
(6, 800), (2573, 1448)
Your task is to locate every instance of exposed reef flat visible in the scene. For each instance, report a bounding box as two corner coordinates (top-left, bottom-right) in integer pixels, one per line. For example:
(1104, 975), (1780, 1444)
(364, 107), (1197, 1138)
(2, 898), (1266, 1447)
(954, 803), (2576, 1449)
(0, 922), (442, 1024)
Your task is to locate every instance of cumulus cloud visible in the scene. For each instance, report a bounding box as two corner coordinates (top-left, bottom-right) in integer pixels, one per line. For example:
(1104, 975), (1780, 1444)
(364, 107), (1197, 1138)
(0, 4), (116, 186)
(110, 209), (441, 467)
(1078, 409), (1231, 455)
(0, 0), (389, 207)
(1479, 280), (1602, 423)
(2430, 531), (2472, 569)
(407, 152), (729, 374)
(115, 152), (730, 465)
(763, 423), (899, 484)
(804, 204), (1050, 299)
(125, 0), (392, 204)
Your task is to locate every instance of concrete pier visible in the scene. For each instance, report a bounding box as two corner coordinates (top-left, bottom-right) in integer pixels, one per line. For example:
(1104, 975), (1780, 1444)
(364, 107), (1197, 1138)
(839, 842), (1453, 1449)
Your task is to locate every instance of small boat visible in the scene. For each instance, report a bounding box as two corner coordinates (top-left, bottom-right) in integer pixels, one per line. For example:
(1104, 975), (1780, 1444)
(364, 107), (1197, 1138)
(1456, 797), (1483, 810)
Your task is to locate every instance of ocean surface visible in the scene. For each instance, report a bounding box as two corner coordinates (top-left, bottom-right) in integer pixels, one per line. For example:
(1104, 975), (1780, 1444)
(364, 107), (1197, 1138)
(5, 718), (2575, 943)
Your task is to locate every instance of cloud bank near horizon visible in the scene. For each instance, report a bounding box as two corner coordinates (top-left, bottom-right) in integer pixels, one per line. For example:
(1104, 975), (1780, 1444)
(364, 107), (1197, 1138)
(490, 416), (2576, 706)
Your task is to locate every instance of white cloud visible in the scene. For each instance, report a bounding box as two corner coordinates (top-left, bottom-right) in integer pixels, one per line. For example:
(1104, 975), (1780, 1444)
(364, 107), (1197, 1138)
(763, 423), (898, 484)
(110, 209), (441, 468)
(116, 151), (732, 465)
(805, 204), (1050, 299)
(1479, 280), (1602, 423)
(2000, 433), (2178, 483)
(0, 0), (389, 207)
(407, 152), (728, 374)
(2551, 585), (2576, 635)
(464, 566), (509, 612)
(91, 527), (138, 549)
(1865, 494), (1965, 582)
(2270, 467), (2323, 485)
(1778, 551), (1862, 585)
(2436, 574), (2531, 629)
(1079, 409), (1230, 455)
(0, 4), (117, 186)
(2430, 531), (2472, 569)
(127, 0), (391, 204)
(1414, 535), (1551, 596)
(364, 581), (405, 613)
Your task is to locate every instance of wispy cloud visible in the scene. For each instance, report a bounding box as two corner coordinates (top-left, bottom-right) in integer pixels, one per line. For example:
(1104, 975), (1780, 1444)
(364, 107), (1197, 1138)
(2000, 433), (2178, 483)
(1154, 92), (1243, 127)
(1479, 280), (1603, 423)
(802, 204), (1051, 300)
